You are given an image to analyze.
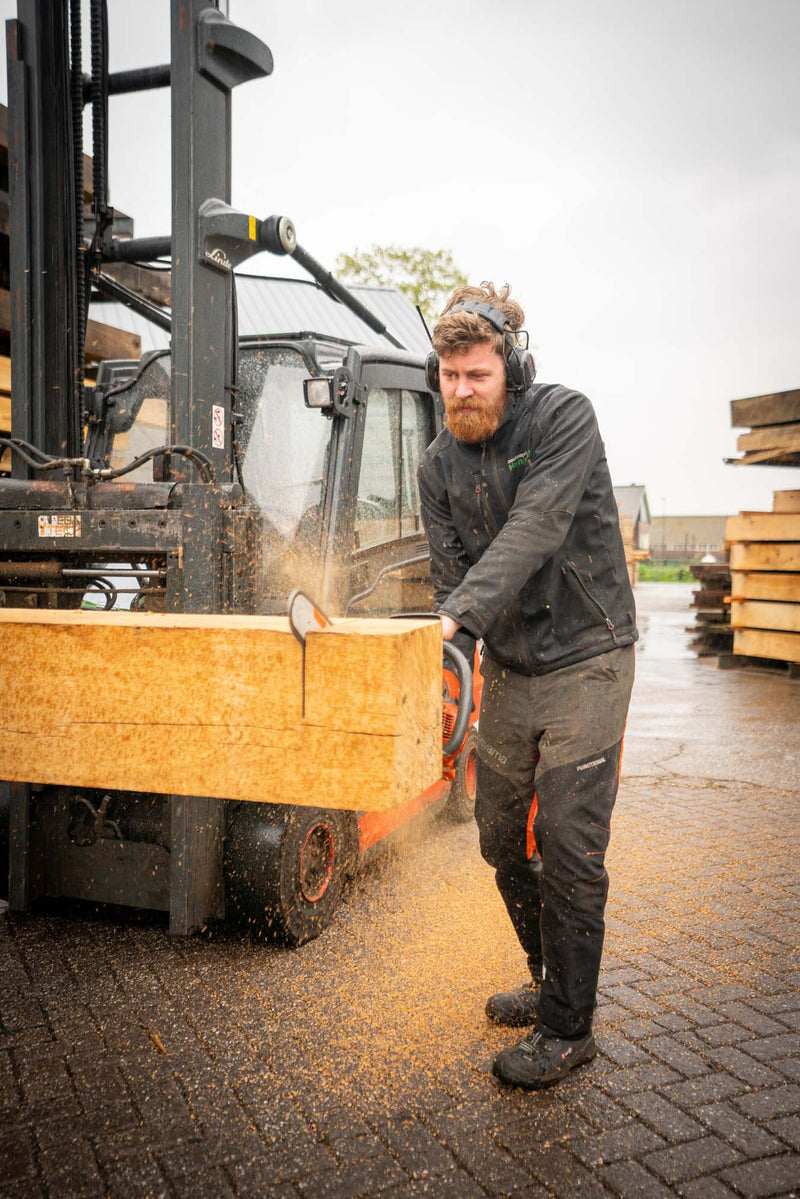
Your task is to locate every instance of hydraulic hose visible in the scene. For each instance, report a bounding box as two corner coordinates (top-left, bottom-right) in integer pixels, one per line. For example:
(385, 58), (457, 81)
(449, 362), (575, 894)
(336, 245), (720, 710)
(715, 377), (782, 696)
(70, 0), (86, 457)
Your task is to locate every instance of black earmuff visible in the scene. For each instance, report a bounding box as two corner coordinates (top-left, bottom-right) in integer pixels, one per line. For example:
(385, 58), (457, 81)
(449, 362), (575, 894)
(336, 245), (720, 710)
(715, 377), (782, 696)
(425, 301), (535, 394)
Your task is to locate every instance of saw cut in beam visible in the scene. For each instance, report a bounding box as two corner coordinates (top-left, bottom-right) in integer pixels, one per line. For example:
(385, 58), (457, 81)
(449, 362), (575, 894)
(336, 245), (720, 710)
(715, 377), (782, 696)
(0, 610), (442, 812)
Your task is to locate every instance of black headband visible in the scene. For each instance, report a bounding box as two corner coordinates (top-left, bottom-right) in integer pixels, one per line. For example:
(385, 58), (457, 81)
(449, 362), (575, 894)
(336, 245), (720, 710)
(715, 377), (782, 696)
(445, 301), (511, 336)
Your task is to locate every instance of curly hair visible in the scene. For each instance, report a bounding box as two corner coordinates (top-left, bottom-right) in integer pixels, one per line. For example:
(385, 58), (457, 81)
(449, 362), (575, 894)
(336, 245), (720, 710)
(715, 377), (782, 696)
(432, 282), (526, 359)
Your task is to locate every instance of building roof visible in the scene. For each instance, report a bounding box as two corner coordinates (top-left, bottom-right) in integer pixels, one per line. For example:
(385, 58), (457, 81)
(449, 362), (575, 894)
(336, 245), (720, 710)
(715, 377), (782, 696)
(613, 484), (651, 523)
(89, 273), (432, 358)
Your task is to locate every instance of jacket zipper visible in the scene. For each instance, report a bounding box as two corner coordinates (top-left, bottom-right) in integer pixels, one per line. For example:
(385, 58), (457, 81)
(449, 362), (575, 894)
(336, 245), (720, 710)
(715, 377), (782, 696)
(564, 561), (617, 641)
(483, 441), (533, 672)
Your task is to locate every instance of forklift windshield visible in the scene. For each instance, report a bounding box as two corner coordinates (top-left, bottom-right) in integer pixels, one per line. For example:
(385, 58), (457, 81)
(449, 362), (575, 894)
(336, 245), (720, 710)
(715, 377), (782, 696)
(105, 345), (333, 541)
(237, 345), (331, 540)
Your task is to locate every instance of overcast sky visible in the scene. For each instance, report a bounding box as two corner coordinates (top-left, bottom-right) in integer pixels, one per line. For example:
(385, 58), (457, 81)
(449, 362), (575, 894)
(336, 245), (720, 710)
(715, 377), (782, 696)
(3, 0), (798, 515)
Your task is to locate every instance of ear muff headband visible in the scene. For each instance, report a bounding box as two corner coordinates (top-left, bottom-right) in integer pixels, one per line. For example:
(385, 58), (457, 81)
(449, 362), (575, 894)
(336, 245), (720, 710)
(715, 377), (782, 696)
(425, 301), (535, 394)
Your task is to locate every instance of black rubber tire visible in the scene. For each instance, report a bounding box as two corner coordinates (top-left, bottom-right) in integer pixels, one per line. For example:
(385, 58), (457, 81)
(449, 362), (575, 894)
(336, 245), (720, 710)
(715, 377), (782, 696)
(224, 802), (358, 946)
(443, 727), (478, 823)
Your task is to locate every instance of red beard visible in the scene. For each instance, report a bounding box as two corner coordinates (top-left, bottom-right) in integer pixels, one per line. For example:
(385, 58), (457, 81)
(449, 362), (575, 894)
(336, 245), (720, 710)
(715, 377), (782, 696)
(444, 393), (508, 443)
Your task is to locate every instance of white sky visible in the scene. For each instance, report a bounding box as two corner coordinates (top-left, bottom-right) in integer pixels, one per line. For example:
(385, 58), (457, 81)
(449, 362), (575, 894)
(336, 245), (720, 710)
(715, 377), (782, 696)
(3, 0), (799, 515)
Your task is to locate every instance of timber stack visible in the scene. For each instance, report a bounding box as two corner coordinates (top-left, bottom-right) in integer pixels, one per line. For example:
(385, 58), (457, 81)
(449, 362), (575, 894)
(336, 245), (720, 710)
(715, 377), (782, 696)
(730, 387), (800, 467)
(0, 103), (142, 475)
(688, 560), (732, 657)
(723, 490), (800, 674)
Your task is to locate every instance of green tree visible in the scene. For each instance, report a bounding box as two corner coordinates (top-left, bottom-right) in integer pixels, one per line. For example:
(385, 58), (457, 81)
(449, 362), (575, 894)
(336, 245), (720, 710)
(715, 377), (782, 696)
(335, 245), (468, 325)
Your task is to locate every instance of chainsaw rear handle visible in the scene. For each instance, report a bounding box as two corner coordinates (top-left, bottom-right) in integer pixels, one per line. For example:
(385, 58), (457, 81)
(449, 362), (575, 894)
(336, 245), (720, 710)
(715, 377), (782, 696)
(442, 641), (473, 757)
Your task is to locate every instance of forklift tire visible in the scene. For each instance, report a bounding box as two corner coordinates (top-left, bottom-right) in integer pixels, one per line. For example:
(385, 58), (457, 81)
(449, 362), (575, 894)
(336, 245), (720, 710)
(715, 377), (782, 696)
(443, 728), (478, 823)
(224, 803), (358, 946)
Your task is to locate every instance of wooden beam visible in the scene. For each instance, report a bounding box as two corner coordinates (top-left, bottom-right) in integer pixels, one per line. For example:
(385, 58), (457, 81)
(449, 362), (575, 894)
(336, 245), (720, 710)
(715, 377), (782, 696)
(733, 627), (800, 664)
(725, 513), (800, 543)
(730, 389), (800, 429)
(737, 423), (800, 452)
(0, 393), (9, 433)
(732, 448), (800, 467)
(83, 319), (141, 363)
(730, 600), (800, 633)
(0, 610), (443, 812)
(731, 571), (800, 603)
(774, 491), (800, 513)
(0, 102), (94, 199)
(0, 292), (141, 363)
(101, 262), (172, 308)
(729, 543), (800, 572)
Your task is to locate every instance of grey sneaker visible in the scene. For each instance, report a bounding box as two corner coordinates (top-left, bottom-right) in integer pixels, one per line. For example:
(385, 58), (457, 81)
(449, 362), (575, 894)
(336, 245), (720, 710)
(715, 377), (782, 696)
(493, 1029), (597, 1089)
(485, 981), (540, 1027)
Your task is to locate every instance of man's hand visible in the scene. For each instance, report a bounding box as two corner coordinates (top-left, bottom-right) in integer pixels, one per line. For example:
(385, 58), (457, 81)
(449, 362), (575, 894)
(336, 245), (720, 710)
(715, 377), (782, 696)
(440, 613), (461, 642)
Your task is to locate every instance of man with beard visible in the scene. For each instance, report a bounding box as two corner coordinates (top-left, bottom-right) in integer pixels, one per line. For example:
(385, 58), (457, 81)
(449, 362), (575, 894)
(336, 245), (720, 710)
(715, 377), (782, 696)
(417, 283), (637, 1089)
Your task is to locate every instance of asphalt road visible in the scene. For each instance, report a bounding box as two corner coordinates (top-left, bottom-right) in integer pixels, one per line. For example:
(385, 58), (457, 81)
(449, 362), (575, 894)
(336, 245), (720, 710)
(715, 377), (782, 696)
(0, 582), (798, 1198)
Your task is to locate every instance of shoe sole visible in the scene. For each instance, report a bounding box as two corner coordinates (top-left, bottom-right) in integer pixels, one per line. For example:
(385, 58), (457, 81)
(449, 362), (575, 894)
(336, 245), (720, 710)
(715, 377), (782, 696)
(485, 1008), (539, 1028)
(492, 1042), (597, 1090)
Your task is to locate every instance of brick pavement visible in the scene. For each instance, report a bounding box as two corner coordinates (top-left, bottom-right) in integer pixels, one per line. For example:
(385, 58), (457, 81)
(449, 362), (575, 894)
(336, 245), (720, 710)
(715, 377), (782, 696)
(0, 589), (798, 1197)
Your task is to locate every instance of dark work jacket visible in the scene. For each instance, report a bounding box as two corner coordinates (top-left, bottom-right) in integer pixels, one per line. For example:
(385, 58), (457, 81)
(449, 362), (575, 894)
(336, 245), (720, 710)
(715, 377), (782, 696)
(417, 383), (638, 676)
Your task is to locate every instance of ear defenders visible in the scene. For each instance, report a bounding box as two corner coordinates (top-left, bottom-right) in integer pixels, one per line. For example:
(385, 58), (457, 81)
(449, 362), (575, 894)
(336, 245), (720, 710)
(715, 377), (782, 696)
(424, 301), (536, 394)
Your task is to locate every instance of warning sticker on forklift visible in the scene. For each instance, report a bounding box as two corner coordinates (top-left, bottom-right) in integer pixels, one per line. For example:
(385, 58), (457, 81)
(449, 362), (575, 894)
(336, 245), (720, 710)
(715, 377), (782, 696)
(38, 514), (81, 538)
(212, 404), (225, 449)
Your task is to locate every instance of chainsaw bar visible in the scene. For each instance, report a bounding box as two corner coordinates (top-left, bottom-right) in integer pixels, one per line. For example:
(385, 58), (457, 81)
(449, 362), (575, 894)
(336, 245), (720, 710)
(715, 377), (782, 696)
(288, 589), (333, 716)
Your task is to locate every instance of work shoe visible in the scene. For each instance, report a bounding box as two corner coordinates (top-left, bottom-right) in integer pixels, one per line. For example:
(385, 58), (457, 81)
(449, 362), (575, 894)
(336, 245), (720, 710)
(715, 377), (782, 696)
(485, 980), (541, 1027)
(493, 1029), (597, 1090)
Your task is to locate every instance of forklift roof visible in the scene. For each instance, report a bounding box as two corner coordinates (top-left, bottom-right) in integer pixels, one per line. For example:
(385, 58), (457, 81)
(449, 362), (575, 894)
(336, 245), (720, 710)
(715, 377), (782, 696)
(90, 273), (432, 359)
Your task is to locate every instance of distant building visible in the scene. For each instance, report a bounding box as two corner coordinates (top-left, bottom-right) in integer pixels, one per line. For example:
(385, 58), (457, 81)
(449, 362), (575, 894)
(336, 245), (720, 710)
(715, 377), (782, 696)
(613, 485), (651, 585)
(650, 515), (730, 562)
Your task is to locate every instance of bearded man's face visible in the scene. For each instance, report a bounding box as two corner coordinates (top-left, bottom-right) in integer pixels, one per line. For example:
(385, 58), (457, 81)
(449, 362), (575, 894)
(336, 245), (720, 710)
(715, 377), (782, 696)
(438, 342), (508, 443)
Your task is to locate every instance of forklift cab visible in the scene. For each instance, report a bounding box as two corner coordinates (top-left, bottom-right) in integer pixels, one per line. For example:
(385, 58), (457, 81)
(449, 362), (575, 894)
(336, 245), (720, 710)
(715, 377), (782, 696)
(94, 336), (443, 621)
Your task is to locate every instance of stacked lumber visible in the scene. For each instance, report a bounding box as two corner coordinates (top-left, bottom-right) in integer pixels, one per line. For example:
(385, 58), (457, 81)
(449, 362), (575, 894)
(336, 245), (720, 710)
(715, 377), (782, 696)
(730, 389), (800, 467)
(0, 609), (443, 812)
(616, 513), (649, 586)
(725, 492), (800, 667)
(688, 561), (732, 656)
(0, 102), (143, 477)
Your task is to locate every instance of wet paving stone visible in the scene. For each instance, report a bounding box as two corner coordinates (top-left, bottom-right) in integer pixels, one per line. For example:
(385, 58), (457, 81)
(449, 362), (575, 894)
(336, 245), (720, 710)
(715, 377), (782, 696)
(0, 583), (797, 1195)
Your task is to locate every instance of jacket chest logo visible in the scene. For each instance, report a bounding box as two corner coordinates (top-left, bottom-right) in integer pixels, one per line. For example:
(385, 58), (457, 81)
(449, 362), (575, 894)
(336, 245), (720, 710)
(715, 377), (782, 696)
(507, 451), (530, 471)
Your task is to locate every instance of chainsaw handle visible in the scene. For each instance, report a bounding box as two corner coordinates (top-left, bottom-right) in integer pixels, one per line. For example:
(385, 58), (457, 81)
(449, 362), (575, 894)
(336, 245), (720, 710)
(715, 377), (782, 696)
(442, 641), (473, 757)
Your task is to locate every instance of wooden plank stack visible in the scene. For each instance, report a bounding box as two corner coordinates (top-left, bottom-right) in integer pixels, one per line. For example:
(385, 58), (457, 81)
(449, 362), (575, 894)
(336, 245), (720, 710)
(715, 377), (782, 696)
(724, 491), (800, 669)
(730, 389), (800, 467)
(0, 609), (443, 812)
(0, 102), (142, 477)
(688, 560), (732, 656)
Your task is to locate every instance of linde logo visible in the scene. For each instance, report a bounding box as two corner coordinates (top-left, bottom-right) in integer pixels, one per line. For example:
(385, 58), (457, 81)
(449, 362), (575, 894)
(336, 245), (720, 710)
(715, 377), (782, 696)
(507, 451), (530, 471)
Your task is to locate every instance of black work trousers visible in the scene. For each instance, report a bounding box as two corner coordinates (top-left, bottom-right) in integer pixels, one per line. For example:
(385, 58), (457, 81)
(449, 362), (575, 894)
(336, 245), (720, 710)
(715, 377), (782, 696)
(475, 645), (635, 1038)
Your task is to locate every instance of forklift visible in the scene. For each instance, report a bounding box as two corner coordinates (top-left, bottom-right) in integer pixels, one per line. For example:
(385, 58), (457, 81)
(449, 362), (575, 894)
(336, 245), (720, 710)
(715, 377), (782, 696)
(0, 0), (479, 944)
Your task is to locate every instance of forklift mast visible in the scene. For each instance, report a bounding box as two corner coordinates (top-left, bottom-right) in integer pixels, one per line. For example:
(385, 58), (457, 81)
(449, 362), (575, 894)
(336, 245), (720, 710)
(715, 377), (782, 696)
(7, 0), (276, 614)
(0, 0), (446, 939)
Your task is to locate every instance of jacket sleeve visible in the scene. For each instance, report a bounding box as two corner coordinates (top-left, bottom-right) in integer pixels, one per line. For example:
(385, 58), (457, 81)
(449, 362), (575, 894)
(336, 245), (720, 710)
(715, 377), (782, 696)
(437, 391), (601, 640)
(417, 455), (478, 664)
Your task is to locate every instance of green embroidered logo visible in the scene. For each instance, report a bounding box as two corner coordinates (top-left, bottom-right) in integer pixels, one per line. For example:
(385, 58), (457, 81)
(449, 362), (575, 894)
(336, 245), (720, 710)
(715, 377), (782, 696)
(507, 451), (530, 472)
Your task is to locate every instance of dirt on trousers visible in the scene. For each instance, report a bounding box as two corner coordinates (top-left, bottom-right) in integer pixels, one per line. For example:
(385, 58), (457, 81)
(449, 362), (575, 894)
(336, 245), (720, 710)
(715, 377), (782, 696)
(0, 582), (798, 1198)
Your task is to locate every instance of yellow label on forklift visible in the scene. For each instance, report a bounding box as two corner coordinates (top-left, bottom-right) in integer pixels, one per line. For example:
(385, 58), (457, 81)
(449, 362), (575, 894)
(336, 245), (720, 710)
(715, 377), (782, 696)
(248, 215), (257, 241)
(38, 514), (81, 538)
